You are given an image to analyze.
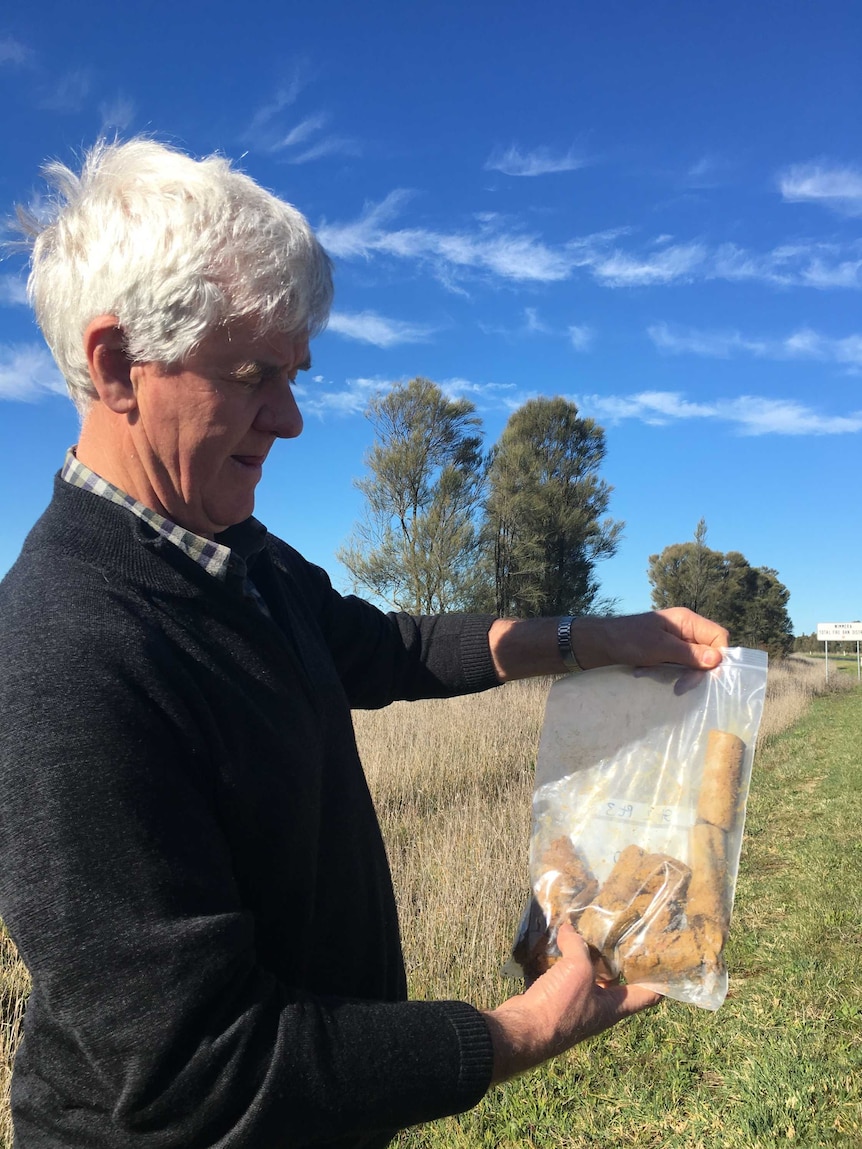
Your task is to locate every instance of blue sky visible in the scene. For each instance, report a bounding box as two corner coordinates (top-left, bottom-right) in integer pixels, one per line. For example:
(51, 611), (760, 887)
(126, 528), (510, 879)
(1, 0), (861, 634)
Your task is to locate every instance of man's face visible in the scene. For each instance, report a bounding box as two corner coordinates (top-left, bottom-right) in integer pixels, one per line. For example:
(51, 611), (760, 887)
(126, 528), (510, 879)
(127, 324), (309, 538)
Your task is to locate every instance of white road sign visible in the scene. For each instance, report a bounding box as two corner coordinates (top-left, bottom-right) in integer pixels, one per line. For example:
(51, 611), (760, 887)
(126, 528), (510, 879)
(817, 622), (862, 640)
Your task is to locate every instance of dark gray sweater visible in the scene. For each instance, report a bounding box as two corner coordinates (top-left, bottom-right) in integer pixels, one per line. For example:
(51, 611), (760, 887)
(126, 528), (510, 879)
(0, 478), (498, 1148)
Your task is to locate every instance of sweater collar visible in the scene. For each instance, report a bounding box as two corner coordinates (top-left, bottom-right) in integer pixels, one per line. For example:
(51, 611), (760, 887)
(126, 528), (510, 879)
(61, 447), (267, 582)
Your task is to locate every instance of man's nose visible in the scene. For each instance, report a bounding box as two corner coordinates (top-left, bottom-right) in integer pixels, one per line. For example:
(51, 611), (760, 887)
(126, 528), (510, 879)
(254, 380), (304, 439)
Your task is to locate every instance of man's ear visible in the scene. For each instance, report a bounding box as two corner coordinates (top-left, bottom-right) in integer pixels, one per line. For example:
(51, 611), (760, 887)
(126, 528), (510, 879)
(84, 316), (137, 414)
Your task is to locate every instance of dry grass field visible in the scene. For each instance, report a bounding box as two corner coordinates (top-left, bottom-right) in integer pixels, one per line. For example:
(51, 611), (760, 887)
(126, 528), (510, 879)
(0, 655), (855, 1145)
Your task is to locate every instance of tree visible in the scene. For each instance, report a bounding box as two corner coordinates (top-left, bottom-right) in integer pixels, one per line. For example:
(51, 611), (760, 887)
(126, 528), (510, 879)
(647, 519), (725, 617)
(735, 566), (794, 654)
(337, 378), (485, 614)
(648, 525), (794, 657)
(481, 397), (622, 617)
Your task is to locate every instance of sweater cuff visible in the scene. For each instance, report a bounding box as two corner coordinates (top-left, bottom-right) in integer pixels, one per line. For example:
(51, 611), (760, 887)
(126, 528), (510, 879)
(436, 1000), (495, 1107)
(456, 614), (500, 692)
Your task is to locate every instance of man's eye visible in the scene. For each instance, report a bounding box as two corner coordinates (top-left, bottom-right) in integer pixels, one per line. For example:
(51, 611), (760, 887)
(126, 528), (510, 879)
(228, 369), (260, 388)
(230, 364), (302, 389)
(232, 367), (270, 388)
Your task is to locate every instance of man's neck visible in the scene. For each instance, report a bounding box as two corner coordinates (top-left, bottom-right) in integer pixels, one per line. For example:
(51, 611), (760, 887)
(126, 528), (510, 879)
(74, 404), (217, 537)
(76, 404), (158, 513)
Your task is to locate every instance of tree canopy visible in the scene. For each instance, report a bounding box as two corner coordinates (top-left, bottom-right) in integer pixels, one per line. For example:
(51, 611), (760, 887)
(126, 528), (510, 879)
(340, 387), (623, 618)
(337, 378), (485, 614)
(340, 387), (795, 647)
(648, 520), (794, 656)
(482, 397), (623, 617)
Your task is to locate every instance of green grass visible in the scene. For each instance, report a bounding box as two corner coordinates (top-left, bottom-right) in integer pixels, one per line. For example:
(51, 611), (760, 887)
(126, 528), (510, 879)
(797, 652), (861, 678)
(394, 688), (862, 1149)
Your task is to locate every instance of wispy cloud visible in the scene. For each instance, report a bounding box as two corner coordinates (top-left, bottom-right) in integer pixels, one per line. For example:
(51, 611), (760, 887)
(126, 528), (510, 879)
(581, 237), (862, 290)
(319, 192), (586, 285)
(576, 390), (862, 436)
(583, 242), (708, 286)
(326, 310), (436, 347)
(485, 144), (588, 177)
(479, 307), (552, 338)
(683, 154), (729, 189)
(0, 35), (31, 65)
(710, 241), (862, 289)
(797, 255), (862, 288)
(779, 162), (862, 216)
(36, 68), (90, 113)
(522, 307), (551, 334)
(271, 112), (329, 150)
(0, 276), (28, 307)
(648, 321), (862, 368)
(318, 190), (411, 258)
(293, 373), (529, 419)
(781, 327), (862, 366)
(243, 80), (360, 163)
(293, 375), (386, 418)
(288, 135), (361, 165)
(0, 345), (66, 402)
(439, 377), (528, 410)
(648, 323), (770, 359)
(320, 193), (862, 292)
(243, 71), (309, 142)
(568, 324), (594, 351)
(478, 308), (594, 351)
(296, 375), (524, 419)
(99, 93), (135, 131)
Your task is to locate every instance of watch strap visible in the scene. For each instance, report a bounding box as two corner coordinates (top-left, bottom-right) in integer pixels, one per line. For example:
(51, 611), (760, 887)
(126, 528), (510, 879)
(556, 615), (582, 672)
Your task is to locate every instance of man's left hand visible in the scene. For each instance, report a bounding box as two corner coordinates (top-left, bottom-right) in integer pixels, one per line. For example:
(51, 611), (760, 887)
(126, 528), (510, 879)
(569, 608), (728, 671)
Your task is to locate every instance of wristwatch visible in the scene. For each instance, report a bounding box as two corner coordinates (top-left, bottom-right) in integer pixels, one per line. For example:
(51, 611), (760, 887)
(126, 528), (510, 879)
(556, 616), (583, 672)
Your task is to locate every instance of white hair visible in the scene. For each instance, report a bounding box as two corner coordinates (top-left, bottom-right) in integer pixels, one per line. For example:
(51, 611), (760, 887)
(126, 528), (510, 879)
(19, 137), (334, 414)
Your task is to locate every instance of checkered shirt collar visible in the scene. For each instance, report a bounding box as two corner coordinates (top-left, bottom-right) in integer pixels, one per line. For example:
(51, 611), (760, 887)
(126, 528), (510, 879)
(60, 448), (240, 580)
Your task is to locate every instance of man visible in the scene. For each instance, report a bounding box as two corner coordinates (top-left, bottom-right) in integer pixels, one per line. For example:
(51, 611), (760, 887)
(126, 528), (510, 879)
(0, 138), (728, 1148)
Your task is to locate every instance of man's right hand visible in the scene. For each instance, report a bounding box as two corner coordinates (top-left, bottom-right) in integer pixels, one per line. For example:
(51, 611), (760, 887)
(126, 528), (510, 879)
(482, 923), (661, 1084)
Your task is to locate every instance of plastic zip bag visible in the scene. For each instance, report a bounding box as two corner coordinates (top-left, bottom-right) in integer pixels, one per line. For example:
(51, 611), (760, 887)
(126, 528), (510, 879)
(507, 647), (768, 1010)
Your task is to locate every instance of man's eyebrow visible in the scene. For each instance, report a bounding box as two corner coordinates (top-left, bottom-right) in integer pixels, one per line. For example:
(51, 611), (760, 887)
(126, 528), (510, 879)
(230, 360), (267, 381)
(230, 355), (312, 380)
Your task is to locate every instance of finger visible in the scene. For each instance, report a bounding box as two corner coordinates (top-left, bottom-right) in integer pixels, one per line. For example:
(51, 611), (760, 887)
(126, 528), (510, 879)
(566, 968), (663, 1044)
(593, 971), (621, 989)
(556, 922), (592, 967)
(599, 981), (663, 1018)
(666, 609), (729, 651)
(582, 980), (663, 1041)
(657, 622), (726, 669)
(557, 922), (661, 1017)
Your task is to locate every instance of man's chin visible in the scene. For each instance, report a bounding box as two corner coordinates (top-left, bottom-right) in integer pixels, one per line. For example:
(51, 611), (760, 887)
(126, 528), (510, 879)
(206, 502), (256, 538)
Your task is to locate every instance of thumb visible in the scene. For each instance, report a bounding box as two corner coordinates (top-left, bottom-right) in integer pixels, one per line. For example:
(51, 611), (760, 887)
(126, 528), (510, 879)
(557, 922), (615, 982)
(556, 922), (593, 967)
(557, 923), (662, 1013)
(690, 644), (722, 670)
